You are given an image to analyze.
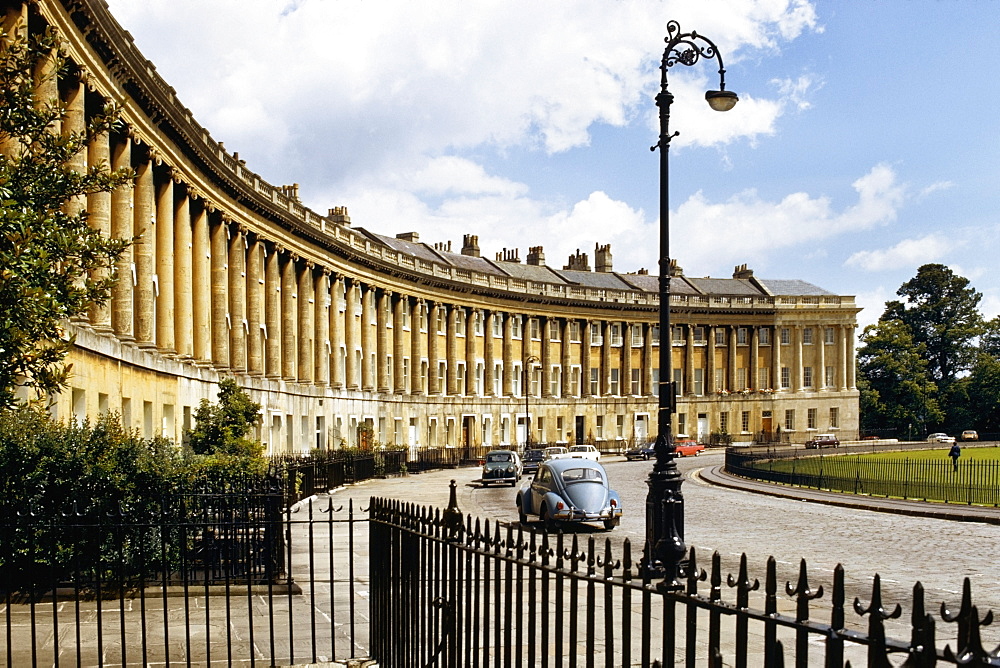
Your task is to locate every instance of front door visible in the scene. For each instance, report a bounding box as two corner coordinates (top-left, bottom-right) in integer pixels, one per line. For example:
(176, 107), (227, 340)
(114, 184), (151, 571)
(697, 413), (708, 443)
(575, 416), (585, 444)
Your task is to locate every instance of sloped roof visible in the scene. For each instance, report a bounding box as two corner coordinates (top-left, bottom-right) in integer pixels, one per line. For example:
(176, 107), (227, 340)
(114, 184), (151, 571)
(554, 269), (634, 290)
(685, 277), (763, 296)
(494, 261), (569, 284)
(757, 279), (834, 296)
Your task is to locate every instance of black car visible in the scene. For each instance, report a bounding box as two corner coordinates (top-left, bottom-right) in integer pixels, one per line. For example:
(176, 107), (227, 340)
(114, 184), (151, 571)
(522, 448), (545, 474)
(624, 443), (656, 461)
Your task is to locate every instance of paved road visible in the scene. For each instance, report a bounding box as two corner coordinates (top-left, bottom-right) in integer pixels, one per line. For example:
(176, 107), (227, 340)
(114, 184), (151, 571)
(341, 449), (1000, 648)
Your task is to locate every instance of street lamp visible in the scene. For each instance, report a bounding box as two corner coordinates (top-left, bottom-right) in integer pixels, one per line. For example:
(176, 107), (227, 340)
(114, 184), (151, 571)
(645, 21), (737, 585)
(523, 355), (539, 448)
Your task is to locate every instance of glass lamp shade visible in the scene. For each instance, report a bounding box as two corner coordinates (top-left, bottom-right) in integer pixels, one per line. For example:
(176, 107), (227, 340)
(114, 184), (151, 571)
(705, 89), (738, 112)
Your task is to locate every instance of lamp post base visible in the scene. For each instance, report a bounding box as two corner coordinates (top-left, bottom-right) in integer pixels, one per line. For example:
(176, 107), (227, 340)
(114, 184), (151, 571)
(643, 447), (686, 588)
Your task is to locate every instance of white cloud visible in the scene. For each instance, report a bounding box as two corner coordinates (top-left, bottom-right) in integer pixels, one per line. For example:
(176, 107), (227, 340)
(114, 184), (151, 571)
(845, 235), (952, 272)
(855, 286), (892, 330)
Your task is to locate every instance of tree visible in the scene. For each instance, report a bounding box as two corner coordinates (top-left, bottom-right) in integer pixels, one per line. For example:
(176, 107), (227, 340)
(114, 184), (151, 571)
(187, 379), (262, 457)
(0, 28), (133, 407)
(856, 319), (943, 435)
(881, 264), (983, 386)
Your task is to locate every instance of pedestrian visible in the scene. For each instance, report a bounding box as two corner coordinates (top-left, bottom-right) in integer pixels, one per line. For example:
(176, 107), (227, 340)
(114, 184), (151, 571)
(949, 442), (961, 472)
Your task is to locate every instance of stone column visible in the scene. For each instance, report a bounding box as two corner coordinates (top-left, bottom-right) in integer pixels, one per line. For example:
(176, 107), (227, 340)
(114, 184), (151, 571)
(465, 308), (477, 396)
(228, 225), (247, 373)
(622, 323), (633, 396)
(154, 169), (175, 353)
(642, 323), (653, 396)
(377, 290), (391, 392)
(345, 279), (359, 389)
(484, 310), (496, 396)
(446, 305), (458, 395)
(817, 325), (826, 390)
(561, 318), (572, 398)
(706, 326), (716, 393)
(502, 313), (513, 397)
(581, 319), (592, 397)
(392, 294), (406, 394)
(281, 254), (298, 380)
(685, 324), (696, 396)
(728, 326), (738, 391)
(314, 269), (330, 385)
(110, 131), (134, 341)
(87, 124), (113, 332)
(361, 286), (375, 391)
(847, 325), (857, 390)
(191, 203), (211, 364)
(750, 327), (760, 390)
(601, 321), (611, 395)
(297, 262), (314, 383)
(540, 316), (552, 398)
(411, 299), (424, 395)
(62, 74), (83, 215)
(773, 325), (783, 392)
(133, 152), (155, 348)
(209, 215), (229, 368)
(330, 276), (345, 389)
(173, 183), (193, 358)
(245, 236), (264, 376)
(264, 244), (282, 378)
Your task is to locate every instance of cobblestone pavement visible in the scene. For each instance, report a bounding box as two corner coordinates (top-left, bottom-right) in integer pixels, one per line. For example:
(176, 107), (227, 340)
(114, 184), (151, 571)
(340, 450), (1000, 650)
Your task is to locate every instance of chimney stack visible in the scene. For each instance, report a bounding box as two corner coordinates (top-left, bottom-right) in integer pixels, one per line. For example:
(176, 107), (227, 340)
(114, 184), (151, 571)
(595, 243), (613, 273)
(461, 234), (481, 257)
(563, 249), (591, 271)
(526, 246), (545, 266)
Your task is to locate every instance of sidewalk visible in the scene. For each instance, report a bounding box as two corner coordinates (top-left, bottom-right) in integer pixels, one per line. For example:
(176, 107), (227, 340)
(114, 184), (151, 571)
(697, 464), (1000, 525)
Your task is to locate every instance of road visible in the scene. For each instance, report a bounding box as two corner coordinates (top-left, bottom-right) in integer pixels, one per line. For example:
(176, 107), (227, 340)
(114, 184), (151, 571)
(347, 449), (1000, 648)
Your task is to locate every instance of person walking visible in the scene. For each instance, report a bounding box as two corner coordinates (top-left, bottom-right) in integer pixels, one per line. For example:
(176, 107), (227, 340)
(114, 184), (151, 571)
(949, 442), (961, 472)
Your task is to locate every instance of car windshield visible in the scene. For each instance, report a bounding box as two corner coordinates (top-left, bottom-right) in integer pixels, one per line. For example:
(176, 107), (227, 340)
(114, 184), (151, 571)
(569, 446), (589, 452)
(486, 453), (511, 462)
(525, 450), (544, 458)
(545, 447), (565, 456)
(561, 468), (604, 484)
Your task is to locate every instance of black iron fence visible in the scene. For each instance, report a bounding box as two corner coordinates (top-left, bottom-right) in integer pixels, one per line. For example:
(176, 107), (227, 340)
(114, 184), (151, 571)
(369, 481), (1000, 667)
(727, 448), (1000, 506)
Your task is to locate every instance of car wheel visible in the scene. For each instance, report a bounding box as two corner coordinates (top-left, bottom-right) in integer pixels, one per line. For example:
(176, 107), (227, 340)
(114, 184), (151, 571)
(643, 453), (650, 460)
(603, 518), (619, 531)
(541, 504), (558, 532)
(517, 500), (528, 525)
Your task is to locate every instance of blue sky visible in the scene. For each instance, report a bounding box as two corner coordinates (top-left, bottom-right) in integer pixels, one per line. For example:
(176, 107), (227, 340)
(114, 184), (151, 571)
(104, 0), (1000, 329)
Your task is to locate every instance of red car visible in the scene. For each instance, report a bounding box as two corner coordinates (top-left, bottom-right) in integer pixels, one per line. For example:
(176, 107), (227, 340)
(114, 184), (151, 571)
(674, 440), (705, 457)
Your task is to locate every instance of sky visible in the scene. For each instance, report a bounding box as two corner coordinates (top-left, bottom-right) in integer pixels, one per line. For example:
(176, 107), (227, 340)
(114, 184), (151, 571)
(103, 0), (1000, 330)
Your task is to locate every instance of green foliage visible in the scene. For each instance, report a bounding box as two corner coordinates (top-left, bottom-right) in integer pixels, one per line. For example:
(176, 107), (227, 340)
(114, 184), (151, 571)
(187, 378), (263, 457)
(0, 28), (134, 407)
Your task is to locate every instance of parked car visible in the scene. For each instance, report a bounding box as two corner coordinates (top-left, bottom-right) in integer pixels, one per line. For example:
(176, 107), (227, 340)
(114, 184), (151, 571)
(927, 433), (956, 444)
(521, 448), (545, 474)
(624, 442), (656, 461)
(805, 433), (840, 449)
(480, 449), (522, 486)
(674, 440), (705, 457)
(516, 459), (622, 531)
(568, 444), (601, 461)
(543, 446), (569, 460)
(961, 430), (979, 442)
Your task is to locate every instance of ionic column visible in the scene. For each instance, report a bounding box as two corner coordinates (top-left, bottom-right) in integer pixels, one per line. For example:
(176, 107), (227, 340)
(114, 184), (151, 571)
(642, 323), (653, 396)
(377, 290), (391, 392)
(62, 73), (83, 216)
(330, 276), (345, 389)
(264, 244), (282, 378)
(344, 279), (359, 389)
(393, 294), (405, 394)
(154, 169), (175, 353)
(706, 326), (716, 393)
(501, 313), (513, 397)
(465, 308), (477, 396)
(540, 316), (552, 398)
(209, 215), (229, 368)
(817, 326), (826, 390)
(581, 319), (592, 398)
(622, 323), (633, 396)
(561, 318), (572, 398)
(847, 325), (857, 390)
(246, 236), (264, 376)
(361, 286), (375, 391)
(484, 310), (496, 396)
(601, 321), (611, 395)
(297, 262), (314, 383)
(191, 203), (211, 363)
(728, 326), (738, 391)
(281, 254), (298, 380)
(773, 325), (783, 392)
(133, 151), (155, 347)
(446, 305), (458, 395)
(750, 327), (760, 390)
(110, 131), (134, 341)
(314, 269), (330, 385)
(87, 123), (113, 332)
(173, 182), (193, 357)
(228, 225), (247, 373)
(411, 298), (424, 395)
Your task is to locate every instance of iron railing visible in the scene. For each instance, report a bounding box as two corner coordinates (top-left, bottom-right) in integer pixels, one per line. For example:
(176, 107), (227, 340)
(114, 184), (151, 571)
(727, 449), (1000, 506)
(369, 481), (1000, 667)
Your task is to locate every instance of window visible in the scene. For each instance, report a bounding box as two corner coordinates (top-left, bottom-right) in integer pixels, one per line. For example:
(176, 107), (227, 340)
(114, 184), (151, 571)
(715, 368), (725, 392)
(652, 369), (660, 397)
(830, 407), (840, 429)
(403, 358), (411, 392)
(616, 415), (625, 438)
(719, 412), (729, 434)
(610, 323), (623, 346)
(694, 368), (704, 396)
(672, 326), (683, 343)
(456, 309), (467, 336)
(437, 362), (446, 391)
(651, 325), (660, 345)
(436, 309), (446, 334)
(759, 328), (771, 345)
(737, 327), (748, 345)
(550, 365), (561, 396)
(715, 329), (726, 346)
(803, 366), (813, 388)
(401, 299), (411, 329)
(673, 368), (683, 396)
(677, 413), (686, 436)
(693, 326), (705, 342)
(632, 327), (644, 347)
(569, 321), (581, 342)
(549, 319), (560, 341)
(456, 363), (466, 395)
(492, 315), (503, 337)
(420, 306), (428, 332)
(781, 328), (790, 345)
(609, 369), (620, 396)
(530, 318), (540, 340)
(596, 415), (604, 439)
(758, 367), (770, 390)
(825, 365), (835, 388)
(511, 316), (522, 339)
(631, 369), (641, 395)
(825, 327), (835, 345)
(742, 410), (750, 433)
(591, 322), (603, 346)
(781, 367), (790, 389)
(807, 408), (817, 429)
(737, 368), (747, 391)
(803, 327), (813, 345)
(494, 363), (503, 395)
(784, 409), (795, 431)
(590, 368), (600, 395)
(569, 366), (581, 396)
(474, 310), (483, 336)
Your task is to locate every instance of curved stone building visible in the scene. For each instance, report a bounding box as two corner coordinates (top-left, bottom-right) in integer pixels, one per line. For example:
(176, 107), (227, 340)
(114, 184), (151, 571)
(11, 0), (860, 454)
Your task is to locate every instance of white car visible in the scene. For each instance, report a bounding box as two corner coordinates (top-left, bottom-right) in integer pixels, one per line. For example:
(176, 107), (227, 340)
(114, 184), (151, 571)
(927, 433), (956, 444)
(567, 444), (601, 461)
(543, 446), (569, 460)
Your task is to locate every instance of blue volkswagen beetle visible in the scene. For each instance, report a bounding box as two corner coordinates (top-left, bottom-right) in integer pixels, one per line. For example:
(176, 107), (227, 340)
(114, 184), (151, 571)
(516, 458), (622, 531)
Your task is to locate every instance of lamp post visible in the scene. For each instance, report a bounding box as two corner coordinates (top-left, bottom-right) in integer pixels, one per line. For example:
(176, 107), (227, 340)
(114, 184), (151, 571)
(524, 355), (539, 448)
(645, 21), (738, 586)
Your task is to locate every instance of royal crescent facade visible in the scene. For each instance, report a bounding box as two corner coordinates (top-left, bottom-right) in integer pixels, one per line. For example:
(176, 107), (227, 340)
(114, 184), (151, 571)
(9, 0), (861, 454)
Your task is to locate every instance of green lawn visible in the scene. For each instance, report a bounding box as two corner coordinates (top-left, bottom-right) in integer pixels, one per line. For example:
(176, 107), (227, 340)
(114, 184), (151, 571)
(751, 447), (1000, 505)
